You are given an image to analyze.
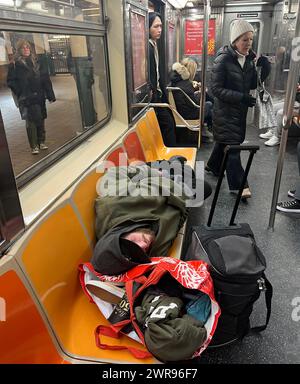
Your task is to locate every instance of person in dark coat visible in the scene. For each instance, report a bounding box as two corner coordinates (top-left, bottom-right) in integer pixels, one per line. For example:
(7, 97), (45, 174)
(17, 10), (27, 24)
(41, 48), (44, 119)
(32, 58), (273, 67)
(148, 12), (177, 147)
(7, 39), (56, 155)
(206, 19), (257, 198)
(169, 58), (213, 139)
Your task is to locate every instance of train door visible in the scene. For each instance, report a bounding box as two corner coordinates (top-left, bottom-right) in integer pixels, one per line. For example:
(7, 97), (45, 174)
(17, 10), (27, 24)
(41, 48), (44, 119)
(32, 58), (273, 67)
(124, 0), (149, 123)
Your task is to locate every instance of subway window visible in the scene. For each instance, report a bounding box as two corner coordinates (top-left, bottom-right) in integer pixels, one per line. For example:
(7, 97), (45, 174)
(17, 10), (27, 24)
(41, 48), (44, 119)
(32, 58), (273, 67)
(0, 30), (110, 179)
(0, 0), (104, 24)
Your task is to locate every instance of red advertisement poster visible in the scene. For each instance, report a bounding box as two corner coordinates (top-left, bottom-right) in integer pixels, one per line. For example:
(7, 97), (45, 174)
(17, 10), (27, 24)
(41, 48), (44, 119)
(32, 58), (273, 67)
(131, 12), (147, 90)
(185, 19), (216, 56)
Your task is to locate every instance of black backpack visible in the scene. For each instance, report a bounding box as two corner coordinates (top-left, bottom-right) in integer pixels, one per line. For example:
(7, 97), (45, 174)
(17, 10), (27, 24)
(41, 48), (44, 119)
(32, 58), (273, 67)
(187, 223), (273, 347)
(184, 145), (273, 347)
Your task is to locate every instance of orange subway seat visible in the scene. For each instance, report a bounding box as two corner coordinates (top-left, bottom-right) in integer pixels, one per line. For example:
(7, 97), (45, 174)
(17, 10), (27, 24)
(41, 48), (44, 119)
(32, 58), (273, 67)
(123, 129), (146, 163)
(144, 108), (197, 166)
(18, 202), (155, 363)
(0, 268), (64, 363)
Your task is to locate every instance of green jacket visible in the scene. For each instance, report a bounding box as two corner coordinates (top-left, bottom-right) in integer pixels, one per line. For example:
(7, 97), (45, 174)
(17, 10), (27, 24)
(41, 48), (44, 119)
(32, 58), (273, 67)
(95, 164), (189, 257)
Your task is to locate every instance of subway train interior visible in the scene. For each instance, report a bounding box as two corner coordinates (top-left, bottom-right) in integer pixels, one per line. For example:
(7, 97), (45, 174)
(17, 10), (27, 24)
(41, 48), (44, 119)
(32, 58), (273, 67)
(0, 0), (299, 365)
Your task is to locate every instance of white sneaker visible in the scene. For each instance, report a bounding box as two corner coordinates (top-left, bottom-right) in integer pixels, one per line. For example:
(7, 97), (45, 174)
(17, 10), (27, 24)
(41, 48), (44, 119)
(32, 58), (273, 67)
(39, 143), (48, 150)
(31, 147), (39, 155)
(264, 136), (280, 146)
(259, 129), (274, 139)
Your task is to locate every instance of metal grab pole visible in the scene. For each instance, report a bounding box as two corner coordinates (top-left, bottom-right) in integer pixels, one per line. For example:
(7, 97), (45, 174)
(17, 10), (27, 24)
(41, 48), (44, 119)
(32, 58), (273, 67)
(269, 4), (300, 229)
(198, 0), (211, 148)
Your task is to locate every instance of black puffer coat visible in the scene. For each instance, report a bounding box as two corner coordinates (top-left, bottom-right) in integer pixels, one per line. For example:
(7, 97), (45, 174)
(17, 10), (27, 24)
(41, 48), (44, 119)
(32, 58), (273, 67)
(169, 70), (200, 120)
(211, 45), (257, 144)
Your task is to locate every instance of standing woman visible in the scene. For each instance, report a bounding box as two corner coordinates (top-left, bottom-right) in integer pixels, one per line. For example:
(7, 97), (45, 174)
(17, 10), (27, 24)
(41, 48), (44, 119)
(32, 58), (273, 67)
(7, 39), (56, 155)
(206, 20), (257, 198)
(148, 12), (177, 146)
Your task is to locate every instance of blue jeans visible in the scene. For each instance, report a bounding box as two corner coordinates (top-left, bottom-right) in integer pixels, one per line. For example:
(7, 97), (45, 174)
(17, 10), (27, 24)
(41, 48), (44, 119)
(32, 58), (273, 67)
(207, 142), (249, 191)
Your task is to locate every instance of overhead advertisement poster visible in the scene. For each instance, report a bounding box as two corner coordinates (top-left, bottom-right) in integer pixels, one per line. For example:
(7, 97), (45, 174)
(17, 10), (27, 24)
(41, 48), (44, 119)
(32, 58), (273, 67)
(131, 11), (147, 90)
(185, 19), (216, 56)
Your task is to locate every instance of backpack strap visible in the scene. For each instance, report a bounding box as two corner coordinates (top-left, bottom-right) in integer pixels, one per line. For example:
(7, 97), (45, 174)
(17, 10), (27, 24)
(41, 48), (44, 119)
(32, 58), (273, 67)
(95, 324), (152, 359)
(250, 274), (273, 333)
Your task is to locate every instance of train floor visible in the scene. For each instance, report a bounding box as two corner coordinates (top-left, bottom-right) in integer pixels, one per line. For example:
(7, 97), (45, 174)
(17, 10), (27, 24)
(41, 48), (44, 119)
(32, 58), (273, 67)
(181, 122), (300, 364)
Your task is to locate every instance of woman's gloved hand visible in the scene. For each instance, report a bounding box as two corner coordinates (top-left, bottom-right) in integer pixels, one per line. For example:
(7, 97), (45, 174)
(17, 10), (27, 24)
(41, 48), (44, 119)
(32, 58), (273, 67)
(242, 94), (256, 107)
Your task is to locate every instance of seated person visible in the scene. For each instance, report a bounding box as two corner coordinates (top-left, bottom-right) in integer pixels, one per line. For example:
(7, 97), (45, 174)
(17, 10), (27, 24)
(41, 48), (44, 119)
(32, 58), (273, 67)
(169, 58), (213, 131)
(91, 157), (212, 276)
(277, 142), (300, 213)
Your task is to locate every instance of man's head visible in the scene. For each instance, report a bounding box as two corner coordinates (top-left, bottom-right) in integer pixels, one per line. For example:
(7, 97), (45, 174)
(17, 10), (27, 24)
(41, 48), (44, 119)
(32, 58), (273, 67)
(149, 12), (162, 42)
(122, 228), (156, 253)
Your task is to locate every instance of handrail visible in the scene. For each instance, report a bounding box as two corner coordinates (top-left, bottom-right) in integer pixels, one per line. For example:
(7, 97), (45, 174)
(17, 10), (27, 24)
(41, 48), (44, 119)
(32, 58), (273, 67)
(166, 86), (200, 109)
(131, 103), (200, 132)
(199, 0), (211, 148)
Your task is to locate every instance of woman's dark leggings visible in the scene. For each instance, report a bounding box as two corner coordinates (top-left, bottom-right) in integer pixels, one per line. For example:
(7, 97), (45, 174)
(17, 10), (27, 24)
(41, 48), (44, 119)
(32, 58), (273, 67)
(207, 142), (249, 191)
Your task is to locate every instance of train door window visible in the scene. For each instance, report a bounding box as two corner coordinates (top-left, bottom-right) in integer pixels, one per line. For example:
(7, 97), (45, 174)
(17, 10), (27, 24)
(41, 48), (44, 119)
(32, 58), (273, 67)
(167, 22), (176, 73)
(0, 31), (110, 183)
(124, 2), (149, 123)
(248, 22), (261, 56)
(0, 0), (104, 24)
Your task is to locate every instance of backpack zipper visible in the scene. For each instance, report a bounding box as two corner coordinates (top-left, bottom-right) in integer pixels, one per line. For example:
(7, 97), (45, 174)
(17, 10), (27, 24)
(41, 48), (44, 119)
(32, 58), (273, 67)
(257, 277), (266, 291)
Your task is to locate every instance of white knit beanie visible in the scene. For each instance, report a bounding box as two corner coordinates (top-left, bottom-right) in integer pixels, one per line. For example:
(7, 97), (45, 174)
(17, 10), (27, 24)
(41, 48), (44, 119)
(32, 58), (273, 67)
(230, 19), (254, 45)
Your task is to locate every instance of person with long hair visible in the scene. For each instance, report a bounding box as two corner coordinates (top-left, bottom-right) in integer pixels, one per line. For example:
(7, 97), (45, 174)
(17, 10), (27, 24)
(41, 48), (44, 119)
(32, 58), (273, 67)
(148, 12), (177, 146)
(7, 39), (56, 155)
(169, 57), (213, 141)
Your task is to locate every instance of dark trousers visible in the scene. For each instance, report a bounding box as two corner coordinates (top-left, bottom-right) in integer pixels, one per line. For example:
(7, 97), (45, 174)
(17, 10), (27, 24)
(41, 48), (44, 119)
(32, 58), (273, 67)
(152, 92), (177, 147)
(154, 107), (177, 147)
(207, 142), (249, 191)
(26, 119), (45, 149)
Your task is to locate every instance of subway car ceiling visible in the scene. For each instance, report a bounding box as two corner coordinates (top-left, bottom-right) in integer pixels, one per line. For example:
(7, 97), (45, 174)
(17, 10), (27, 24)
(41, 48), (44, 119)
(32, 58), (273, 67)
(169, 0), (280, 7)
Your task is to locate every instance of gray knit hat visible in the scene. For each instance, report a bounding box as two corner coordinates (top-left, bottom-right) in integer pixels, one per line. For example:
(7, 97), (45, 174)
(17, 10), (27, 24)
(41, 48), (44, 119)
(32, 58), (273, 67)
(230, 19), (254, 44)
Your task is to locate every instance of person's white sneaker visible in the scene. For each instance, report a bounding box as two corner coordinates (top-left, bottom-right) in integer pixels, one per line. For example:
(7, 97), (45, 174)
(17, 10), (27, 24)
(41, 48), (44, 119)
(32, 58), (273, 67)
(31, 147), (39, 155)
(39, 143), (48, 150)
(259, 129), (274, 139)
(264, 136), (280, 146)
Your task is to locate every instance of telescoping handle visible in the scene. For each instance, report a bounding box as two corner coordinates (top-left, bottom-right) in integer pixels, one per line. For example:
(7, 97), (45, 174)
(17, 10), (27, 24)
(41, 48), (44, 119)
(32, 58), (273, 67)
(207, 145), (260, 227)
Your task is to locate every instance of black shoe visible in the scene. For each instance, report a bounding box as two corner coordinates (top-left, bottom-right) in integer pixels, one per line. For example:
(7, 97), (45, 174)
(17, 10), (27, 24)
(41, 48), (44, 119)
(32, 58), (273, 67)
(288, 190), (296, 198)
(277, 199), (300, 213)
(205, 165), (220, 177)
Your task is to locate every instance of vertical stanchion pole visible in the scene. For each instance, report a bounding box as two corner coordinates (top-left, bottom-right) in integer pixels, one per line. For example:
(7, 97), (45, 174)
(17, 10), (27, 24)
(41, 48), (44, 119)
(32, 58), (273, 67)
(198, 0), (210, 148)
(269, 5), (300, 229)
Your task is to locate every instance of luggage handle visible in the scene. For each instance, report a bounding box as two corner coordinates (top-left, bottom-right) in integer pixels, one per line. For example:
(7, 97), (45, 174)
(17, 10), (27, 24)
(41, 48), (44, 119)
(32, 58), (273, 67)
(207, 145), (260, 227)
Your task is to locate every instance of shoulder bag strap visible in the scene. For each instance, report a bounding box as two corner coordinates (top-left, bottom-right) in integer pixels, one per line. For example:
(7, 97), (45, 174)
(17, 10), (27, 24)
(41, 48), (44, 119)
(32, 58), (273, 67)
(250, 274), (273, 333)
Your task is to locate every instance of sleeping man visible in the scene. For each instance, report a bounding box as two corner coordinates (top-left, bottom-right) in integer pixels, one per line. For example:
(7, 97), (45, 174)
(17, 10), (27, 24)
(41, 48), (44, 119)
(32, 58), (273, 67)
(91, 157), (211, 276)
